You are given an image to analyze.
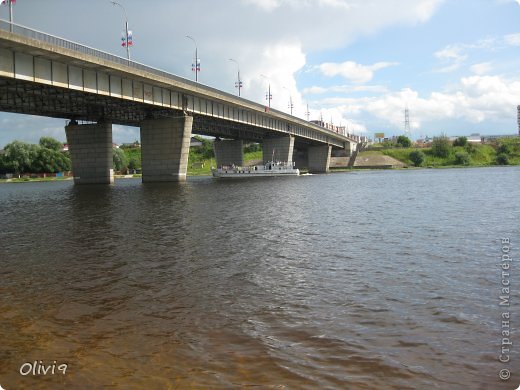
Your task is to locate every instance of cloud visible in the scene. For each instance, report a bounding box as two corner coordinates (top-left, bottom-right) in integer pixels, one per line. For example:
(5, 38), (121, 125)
(374, 76), (520, 128)
(470, 62), (492, 75)
(302, 85), (389, 95)
(317, 61), (399, 83)
(434, 45), (467, 73)
(504, 33), (520, 46)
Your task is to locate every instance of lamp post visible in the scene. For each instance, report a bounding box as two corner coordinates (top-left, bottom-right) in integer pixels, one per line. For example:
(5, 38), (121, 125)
(186, 35), (199, 82)
(261, 74), (272, 108)
(283, 86), (293, 115)
(229, 58), (242, 97)
(110, 1), (131, 60)
(2, 0), (15, 32)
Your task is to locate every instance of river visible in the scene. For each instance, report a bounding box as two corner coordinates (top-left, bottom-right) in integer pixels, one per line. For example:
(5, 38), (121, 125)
(0, 167), (519, 389)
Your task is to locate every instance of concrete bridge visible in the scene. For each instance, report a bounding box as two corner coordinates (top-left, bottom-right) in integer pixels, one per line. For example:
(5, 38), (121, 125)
(0, 20), (360, 184)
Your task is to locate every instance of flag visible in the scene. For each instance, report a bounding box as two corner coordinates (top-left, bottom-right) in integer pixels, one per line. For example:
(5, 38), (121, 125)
(1, 0), (16, 5)
(121, 31), (133, 47)
(191, 59), (200, 72)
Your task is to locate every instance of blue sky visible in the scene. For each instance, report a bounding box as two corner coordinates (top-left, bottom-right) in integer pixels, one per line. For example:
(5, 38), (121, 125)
(1, 0), (520, 146)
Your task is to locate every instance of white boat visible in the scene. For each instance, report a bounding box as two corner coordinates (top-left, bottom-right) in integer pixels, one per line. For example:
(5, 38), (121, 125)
(211, 161), (300, 178)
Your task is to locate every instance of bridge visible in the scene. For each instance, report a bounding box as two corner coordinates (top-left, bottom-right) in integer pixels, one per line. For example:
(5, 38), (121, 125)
(0, 20), (360, 184)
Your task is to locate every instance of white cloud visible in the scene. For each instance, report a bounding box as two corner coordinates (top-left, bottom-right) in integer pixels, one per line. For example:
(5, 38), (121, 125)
(434, 45), (467, 73)
(308, 75), (520, 134)
(302, 85), (389, 95)
(318, 61), (399, 83)
(470, 62), (492, 75)
(504, 33), (520, 46)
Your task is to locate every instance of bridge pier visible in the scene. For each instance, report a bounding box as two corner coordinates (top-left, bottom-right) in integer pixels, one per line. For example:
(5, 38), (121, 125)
(213, 139), (244, 167)
(262, 136), (295, 163)
(308, 145), (332, 173)
(65, 121), (114, 185)
(140, 116), (193, 182)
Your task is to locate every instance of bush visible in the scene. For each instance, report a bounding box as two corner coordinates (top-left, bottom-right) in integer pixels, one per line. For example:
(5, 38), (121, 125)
(453, 136), (467, 147)
(431, 136), (451, 158)
(454, 151), (470, 165)
(497, 144), (511, 155)
(244, 143), (261, 153)
(496, 153), (509, 165)
(396, 135), (412, 148)
(409, 150), (425, 167)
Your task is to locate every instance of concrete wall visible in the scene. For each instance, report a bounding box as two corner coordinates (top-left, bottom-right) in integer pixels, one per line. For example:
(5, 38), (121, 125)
(140, 116), (193, 182)
(262, 136), (295, 164)
(308, 145), (332, 173)
(65, 122), (114, 184)
(213, 140), (244, 167)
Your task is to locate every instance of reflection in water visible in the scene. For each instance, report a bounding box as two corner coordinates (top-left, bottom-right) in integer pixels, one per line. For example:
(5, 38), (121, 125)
(0, 167), (519, 389)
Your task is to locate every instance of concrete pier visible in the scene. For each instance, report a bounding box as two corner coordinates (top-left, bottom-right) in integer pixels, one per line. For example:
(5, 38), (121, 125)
(65, 121), (114, 185)
(140, 116), (193, 182)
(213, 139), (244, 167)
(262, 136), (295, 163)
(308, 145), (332, 173)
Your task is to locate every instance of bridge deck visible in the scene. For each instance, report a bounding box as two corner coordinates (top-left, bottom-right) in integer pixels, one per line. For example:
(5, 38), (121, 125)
(0, 19), (360, 149)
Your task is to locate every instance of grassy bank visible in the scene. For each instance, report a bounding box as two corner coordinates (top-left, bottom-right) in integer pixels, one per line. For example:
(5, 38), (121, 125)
(378, 138), (520, 167)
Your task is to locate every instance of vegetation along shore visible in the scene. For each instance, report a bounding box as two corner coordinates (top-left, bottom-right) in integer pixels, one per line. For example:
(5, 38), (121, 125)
(1, 135), (518, 182)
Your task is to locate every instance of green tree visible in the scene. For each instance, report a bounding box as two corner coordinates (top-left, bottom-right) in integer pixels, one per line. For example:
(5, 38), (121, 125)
(396, 135), (412, 148)
(496, 153), (509, 165)
(497, 143), (511, 155)
(2, 141), (36, 174)
(33, 148), (71, 173)
(431, 135), (451, 158)
(454, 151), (470, 165)
(39, 136), (63, 151)
(113, 147), (128, 172)
(453, 136), (467, 147)
(409, 150), (425, 167)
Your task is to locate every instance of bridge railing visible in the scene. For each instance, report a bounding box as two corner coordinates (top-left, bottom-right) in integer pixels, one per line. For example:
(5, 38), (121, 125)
(0, 19), (359, 144)
(0, 19), (195, 86)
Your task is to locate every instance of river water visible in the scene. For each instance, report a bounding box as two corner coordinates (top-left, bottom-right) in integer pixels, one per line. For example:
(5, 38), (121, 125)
(0, 167), (519, 389)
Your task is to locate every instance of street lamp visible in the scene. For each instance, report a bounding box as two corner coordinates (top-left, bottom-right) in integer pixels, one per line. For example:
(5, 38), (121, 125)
(2, 0), (15, 32)
(110, 1), (132, 60)
(229, 58), (242, 97)
(261, 74), (272, 108)
(283, 86), (294, 115)
(186, 35), (200, 82)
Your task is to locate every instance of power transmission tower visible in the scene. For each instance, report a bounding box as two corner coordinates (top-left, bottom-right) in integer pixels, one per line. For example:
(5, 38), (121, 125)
(404, 107), (411, 137)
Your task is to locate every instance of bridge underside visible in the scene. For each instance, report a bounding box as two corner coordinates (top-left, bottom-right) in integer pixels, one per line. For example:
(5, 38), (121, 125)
(0, 77), (340, 147)
(0, 77), (344, 181)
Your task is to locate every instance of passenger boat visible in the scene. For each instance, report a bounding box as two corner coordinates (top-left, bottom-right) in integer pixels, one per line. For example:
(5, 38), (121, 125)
(211, 161), (300, 178)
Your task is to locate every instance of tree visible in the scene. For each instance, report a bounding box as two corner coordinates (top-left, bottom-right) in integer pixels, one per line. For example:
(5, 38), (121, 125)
(396, 135), (412, 148)
(454, 151), (470, 165)
(33, 148), (71, 173)
(431, 135), (451, 158)
(497, 143), (511, 155)
(453, 136), (467, 147)
(113, 147), (128, 172)
(39, 136), (63, 151)
(496, 153), (509, 165)
(409, 150), (425, 167)
(2, 141), (35, 174)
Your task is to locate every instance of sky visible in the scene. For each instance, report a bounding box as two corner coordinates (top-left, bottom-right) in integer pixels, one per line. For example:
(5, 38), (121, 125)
(1, 0), (520, 146)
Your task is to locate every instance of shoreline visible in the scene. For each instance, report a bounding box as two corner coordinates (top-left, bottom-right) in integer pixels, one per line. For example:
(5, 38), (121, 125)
(1, 164), (518, 183)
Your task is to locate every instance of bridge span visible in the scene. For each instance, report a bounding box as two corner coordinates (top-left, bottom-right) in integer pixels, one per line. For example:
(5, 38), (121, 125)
(0, 20), (360, 184)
